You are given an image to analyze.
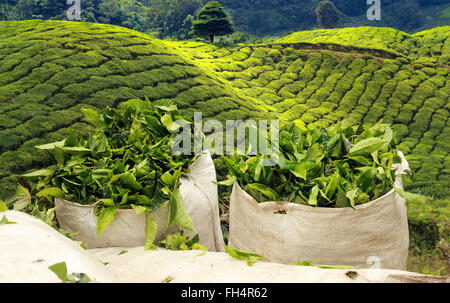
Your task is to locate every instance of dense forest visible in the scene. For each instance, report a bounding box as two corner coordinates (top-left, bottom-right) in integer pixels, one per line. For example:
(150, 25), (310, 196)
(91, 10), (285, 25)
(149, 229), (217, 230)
(1, 0), (449, 39)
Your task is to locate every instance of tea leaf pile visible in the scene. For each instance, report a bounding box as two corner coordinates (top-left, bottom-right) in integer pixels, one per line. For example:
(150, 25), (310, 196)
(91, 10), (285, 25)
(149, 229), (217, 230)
(20, 99), (198, 245)
(219, 123), (402, 208)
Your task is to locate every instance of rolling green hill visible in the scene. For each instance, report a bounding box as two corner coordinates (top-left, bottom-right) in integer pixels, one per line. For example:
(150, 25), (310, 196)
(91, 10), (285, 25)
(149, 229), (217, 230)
(0, 20), (449, 201)
(0, 20), (271, 198)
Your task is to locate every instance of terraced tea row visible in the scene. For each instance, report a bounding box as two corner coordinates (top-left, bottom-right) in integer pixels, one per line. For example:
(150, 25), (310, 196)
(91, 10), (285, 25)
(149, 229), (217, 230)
(165, 36), (449, 196)
(274, 26), (450, 66)
(0, 20), (448, 198)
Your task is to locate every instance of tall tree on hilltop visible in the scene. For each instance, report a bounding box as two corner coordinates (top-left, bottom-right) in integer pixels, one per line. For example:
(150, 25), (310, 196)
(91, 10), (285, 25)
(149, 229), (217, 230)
(316, 1), (339, 29)
(192, 1), (234, 43)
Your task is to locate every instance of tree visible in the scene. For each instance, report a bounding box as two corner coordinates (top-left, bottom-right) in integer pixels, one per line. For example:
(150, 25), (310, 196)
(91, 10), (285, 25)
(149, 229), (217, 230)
(329, 0), (365, 17)
(98, 0), (127, 25)
(192, 1), (234, 43)
(177, 14), (195, 40)
(315, 1), (339, 29)
(144, 0), (201, 39)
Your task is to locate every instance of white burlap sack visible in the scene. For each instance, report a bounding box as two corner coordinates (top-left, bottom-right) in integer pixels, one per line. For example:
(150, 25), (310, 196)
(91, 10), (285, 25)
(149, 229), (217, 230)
(87, 247), (444, 283)
(54, 151), (224, 251)
(0, 211), (117, 283)
(228, 152), (411, 270)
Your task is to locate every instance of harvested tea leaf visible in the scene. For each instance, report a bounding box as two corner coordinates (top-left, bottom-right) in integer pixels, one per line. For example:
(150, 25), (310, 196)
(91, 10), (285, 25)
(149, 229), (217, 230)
(97, 206), (117, 236)
(223, 243), (266, 266)
(48, 262), (91, 283)
(394, 188), (431, 204)
(20, 99), (199, 243)
(296, 261), (353, 269)
(221, 123), (402, 208)
(0, 200), (7, 212)
(0, 215), (16, 225)
(159, 230), (207, 251)
(145, 213), (158, 250)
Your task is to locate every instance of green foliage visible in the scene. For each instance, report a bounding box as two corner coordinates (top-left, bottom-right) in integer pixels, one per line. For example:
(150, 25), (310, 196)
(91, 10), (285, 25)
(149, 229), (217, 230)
(143, 0), (201, 39)
(296, 260), (353, 269)
(0, 215), (16, 224)
(275, 27), (416, 58)
(20, 99), (197, 238)
(192, 1), (234, 42)
(315, 1), (339, 29)
(223, 243), (266, 266)
(48, 262), (91, 283)
(218, 123), (401, 208)
(406, 196), (449, 276)
(158, 230), (208, 251)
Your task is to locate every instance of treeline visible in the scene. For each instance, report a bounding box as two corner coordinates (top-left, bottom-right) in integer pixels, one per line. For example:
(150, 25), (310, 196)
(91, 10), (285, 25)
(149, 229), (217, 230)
(0, 0), (201, 39)
(1, 0), (448, 38)
(0, 0), (149, 31)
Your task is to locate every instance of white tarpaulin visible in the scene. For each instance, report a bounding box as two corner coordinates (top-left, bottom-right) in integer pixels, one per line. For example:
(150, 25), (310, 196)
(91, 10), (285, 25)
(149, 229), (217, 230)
(87, 247), (445, 283)
(0, 211), (117, 283)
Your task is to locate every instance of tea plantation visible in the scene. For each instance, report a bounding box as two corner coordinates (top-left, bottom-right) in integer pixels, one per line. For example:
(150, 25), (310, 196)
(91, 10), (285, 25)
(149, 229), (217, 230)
(0, 20), (448, 274)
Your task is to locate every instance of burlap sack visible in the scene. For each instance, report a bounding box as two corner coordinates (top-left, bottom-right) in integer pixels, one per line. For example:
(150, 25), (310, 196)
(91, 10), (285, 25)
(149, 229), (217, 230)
(228, 152), (411, 270)
(0, 211), (117, 283)
(86, 247), (444, 283)
(54, 151), (224, 251)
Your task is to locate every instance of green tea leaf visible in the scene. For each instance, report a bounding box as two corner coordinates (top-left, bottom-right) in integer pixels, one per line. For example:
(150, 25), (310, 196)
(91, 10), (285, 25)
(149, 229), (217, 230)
(167, 186), (195, 232)
(289, 163), (307, 180)
(119, 172), (143, 190)
(62, 146), (91, 154)
(131, 204), (147, 215)
(245, 183), (280, 201)
(349, 137), (386, 156)
(0, 215), (16, 225)
(145, 115), (166, 135)
(296, 261), (353, 269)
(308, 185), (319, 206)
(394, 188), (431, 204)
(223, 243), (266, 266)
(54, 146), (66, 166)
(222, 156), (243, 177)
(37, 187), (65, 200)
(161, 113), (174, 131)
(325, 172), (338, 199)
(48, 262), (69, 282)
(81, 108), (101, 127)
(36, 140), (66, 150)
(144, 213), (158, 250)
(20, 169), (54, 178)
(0, 200), (7, 212)
(161, 171), (174, 187)
(214, 175), (237, 186)
(97, 206), (117, 235)
(192, 243), (207, 251)
(334, 188), (348, 208)
(48, 262), (91, 283)
(346, 189), (358, 208)
(99, 198), (115, 207)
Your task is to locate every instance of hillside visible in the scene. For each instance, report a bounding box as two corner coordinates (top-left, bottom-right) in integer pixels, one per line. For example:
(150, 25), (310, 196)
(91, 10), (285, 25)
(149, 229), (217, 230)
(275, 26), (450, 64)
(0, 20), (272, 198)
(0, 20), (449, 201)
